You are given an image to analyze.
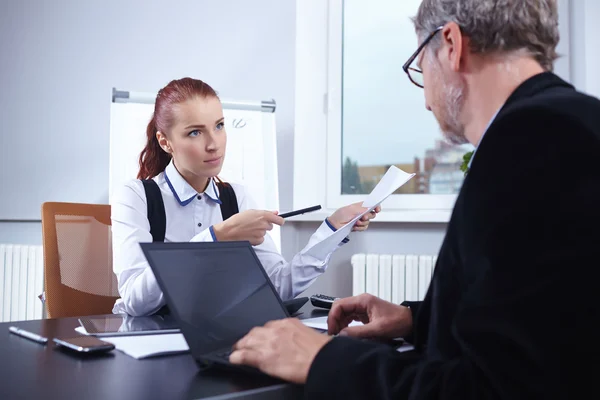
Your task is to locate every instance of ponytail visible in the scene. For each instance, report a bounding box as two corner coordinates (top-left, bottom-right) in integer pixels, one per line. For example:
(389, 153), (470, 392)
(137, 114), (171, 180)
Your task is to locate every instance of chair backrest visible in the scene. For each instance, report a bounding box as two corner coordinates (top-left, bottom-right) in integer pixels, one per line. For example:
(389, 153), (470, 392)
(41, 202), (119, 318)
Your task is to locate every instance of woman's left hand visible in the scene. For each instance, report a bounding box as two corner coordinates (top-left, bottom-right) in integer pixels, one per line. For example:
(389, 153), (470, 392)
(328, 203), (381, 231)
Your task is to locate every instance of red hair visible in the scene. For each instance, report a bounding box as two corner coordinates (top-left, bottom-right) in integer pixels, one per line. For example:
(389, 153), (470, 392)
(137, 78), (218, 180)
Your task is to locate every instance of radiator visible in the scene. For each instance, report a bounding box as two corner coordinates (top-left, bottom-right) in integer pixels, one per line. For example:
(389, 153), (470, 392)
(0, 244), (44, 322)
(352, 254), (438, 303)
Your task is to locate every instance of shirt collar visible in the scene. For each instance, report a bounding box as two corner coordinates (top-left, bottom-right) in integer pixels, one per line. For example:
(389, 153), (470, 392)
(468, 107), (501, 169)
(163, 160), (222, 206)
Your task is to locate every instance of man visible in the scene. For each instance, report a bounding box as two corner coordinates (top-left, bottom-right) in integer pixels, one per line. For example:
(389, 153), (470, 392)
(229, 0), (600, 398)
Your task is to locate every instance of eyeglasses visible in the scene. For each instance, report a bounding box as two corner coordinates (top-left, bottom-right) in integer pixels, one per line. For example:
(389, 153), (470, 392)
(402, 26), (444, 88)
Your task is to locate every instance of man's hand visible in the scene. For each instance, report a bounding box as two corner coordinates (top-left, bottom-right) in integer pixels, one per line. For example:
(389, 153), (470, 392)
(328, 293), (413, 339)
(229, 318), (331, 384)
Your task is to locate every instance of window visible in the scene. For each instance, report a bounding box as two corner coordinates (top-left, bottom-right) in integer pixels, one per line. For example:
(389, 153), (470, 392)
(323, 0), (471, 220)
(293, 0), (570, 222)
(340, 0), (471, 197)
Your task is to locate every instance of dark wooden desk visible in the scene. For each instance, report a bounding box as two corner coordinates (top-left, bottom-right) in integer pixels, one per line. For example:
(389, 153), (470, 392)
(0, 304), (329, 399)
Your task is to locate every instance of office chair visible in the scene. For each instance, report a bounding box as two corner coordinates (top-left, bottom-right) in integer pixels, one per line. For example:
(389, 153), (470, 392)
(41, 202), (119, 318)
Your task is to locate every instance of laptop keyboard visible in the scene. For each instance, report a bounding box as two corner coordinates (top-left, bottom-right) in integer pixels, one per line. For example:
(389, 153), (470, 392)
(213, 349), (232, 361)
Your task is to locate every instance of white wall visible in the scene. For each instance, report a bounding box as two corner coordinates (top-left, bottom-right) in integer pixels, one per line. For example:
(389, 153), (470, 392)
(0, 0), (296, 241)
(0, 0), (593, 298)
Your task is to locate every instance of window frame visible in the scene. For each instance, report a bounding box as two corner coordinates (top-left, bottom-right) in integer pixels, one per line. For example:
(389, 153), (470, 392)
(326, 0), (458, 219)
(292, 0), (571, 223)
(293, 0), (455, 222)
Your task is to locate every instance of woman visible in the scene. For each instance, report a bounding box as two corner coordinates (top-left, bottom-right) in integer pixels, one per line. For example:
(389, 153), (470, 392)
(111, 77), (379, 316)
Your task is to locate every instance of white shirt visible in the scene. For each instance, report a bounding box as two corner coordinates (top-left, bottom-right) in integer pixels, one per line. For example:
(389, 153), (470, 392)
(111, 161), (344, 316)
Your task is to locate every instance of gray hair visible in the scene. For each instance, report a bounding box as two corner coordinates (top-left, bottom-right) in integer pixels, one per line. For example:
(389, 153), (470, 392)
(413, 0), (559, 71)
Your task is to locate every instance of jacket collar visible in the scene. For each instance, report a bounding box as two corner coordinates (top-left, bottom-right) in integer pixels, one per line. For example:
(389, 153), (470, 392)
(466, 72), (573, 174)
(498, 72), (573, 116)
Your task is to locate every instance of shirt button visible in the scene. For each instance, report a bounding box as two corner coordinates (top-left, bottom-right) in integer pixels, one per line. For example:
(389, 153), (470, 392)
(197, 195), (202, 200)
(197, 222), (202, 227)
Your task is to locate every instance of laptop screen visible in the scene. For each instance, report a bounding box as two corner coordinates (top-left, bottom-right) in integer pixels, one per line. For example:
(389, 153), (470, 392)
(142, 241), (289, 356)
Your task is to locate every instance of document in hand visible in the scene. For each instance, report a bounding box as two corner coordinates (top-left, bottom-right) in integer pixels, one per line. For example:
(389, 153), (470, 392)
(305, 166), (415, 259)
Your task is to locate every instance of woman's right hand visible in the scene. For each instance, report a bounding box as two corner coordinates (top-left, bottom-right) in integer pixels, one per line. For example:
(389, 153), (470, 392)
(212, 210), (285, 245)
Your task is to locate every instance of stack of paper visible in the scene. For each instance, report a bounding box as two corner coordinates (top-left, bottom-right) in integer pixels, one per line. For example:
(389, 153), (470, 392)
(74, 326), (189, 359)
(305, 166), (415, 259)
(101, 334), (189, 359)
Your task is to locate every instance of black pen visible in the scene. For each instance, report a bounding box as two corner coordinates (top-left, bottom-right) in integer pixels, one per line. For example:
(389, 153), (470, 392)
(279, 205), (322, 219)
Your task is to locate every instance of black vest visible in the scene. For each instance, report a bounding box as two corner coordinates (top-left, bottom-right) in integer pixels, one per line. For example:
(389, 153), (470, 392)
(140, 178), (239, 242)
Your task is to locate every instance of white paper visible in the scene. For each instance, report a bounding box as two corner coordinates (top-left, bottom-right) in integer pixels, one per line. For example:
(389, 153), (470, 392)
(361, 166), (416, 209)
(104, 334), (189, 359)
(301, 316), (363, 331)
(75, 326), (189, 359)
(305, 166), (415, 259)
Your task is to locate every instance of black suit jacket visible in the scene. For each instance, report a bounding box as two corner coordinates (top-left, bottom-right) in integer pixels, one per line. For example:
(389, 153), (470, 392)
(305, 72), (600, 399)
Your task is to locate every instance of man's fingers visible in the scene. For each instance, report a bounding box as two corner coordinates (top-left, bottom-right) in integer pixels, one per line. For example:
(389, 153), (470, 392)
(337, 312), (369, 332)
(327, 303), (348, 334)
(229, 349), (262, 367)
(327, 297), (367, 334)
(265, 318), (293, 329)
(233, 326), (268, 350)
(339, 321), (382, 338)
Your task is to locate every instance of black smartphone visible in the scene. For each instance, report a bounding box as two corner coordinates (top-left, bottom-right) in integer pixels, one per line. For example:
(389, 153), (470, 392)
(53, 336), (115, 353)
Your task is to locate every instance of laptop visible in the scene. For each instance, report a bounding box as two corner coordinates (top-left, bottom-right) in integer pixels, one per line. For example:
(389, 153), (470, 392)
(140, 241), (295, 371)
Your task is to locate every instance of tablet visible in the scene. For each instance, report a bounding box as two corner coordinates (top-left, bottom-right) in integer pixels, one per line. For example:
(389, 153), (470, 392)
(78, 314), (180, 337)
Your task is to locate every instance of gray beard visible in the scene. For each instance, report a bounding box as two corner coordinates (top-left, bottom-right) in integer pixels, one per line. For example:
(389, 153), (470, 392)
(440, 80), (468, 145)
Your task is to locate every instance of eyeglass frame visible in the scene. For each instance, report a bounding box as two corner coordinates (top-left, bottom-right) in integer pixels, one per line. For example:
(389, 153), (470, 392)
(402, 26), (444, 88)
